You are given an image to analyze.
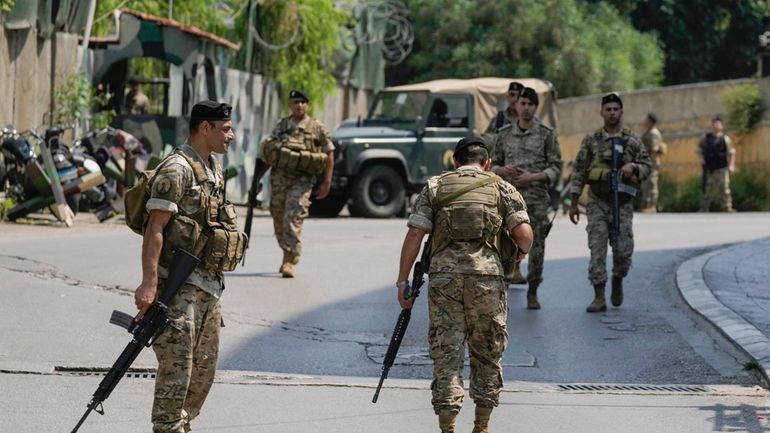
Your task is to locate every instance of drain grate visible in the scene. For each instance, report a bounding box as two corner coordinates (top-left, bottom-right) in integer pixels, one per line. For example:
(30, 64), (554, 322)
(557, 384), (709, 393)
(55, 366), (157, 379)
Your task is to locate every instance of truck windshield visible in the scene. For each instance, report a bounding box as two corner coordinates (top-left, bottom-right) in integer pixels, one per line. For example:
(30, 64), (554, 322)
(366, 91), (428, 124)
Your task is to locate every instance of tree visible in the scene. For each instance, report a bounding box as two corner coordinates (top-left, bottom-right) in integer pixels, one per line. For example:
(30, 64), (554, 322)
(394, 0), (664, 97)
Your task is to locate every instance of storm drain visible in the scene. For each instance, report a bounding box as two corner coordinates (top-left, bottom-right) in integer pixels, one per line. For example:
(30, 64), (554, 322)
(556, 384), (709, 394)
(55, 366), (157, 380)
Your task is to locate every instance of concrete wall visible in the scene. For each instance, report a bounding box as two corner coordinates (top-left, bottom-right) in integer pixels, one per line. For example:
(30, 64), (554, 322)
(0, 28), (80, 131)
(557, 78), (770, 180)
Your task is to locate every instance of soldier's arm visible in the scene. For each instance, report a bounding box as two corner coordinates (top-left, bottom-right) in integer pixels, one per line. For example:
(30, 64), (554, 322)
(631, 137), (652, 181)
(500, 183), (533, 257)
(726, 135), (736, 172)
(569, 135), (592, 197)
(135, 209), (172, 316)
(542, 129), (563, 185)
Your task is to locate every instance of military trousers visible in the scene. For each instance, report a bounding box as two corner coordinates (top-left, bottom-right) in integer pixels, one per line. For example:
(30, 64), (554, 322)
(428, 273), (508, 414)
(269, 170), (314, 257)
(700, 168), (733, 212)
(585, 198), (634, 286)
(523, 202), (550, 286)
(152, 283), (221, 433)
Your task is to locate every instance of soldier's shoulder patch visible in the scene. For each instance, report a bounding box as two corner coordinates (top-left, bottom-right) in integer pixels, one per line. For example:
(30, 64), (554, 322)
(154, 177), (173, 196)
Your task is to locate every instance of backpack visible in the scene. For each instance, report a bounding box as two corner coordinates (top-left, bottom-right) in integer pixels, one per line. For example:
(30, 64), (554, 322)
(124, 156), (175, 235)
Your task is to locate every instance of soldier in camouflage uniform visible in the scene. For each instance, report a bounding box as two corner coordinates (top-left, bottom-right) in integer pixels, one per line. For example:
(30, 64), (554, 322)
(484, 81), (522, 136)
(568, 93), (651, 313)
(260, 90), (335, 277)
(398, 136), (533, 433)
(697, 114), (736, 212)
(135, 101), (238, 433)
(492, 87), (562, 310)
(640, 112), (666, 212)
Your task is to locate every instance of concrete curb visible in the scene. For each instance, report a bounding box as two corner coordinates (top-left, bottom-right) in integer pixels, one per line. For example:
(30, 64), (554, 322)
(676, 246), (770, 384)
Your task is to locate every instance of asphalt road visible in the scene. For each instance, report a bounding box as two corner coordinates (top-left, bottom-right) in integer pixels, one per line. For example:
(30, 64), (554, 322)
(1, 210), (769, 387)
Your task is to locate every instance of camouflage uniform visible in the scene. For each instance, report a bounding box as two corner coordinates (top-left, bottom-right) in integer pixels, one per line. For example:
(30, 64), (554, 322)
(492, 121), (562, 288)
(146, 144), (225, 433)
(570, 128), (651, 286)
(697, 132), (735, 212)
(641, 127), (665, 211)
(262, 116), (334, 259)
(409, 166), (529, 415)
(483, 107), (516, 156)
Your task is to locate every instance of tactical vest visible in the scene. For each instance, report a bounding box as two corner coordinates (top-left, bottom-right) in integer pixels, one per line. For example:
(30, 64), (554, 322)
(586, 129), (639, 202)
(431, 170), (504, 257)
(703, 133), (728, 170)
(153, 149), (246, 273)
(263, 119), (328, 175)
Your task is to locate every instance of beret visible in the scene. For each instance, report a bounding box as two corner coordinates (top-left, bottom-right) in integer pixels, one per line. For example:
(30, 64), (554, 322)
(508, 82), (524, 93)
(190, 101), (232, 121)
(601, 92), (623, 108)
(289, 89), (309, 102)
(519, 87), (539, 105)
(712, 113), (723, 122)
(454, 136), (489, 155)
(647, 112), (658, 123)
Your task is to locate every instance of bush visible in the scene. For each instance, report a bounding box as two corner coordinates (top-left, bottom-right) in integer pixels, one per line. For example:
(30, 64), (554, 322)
(723, 83), (765, 133)
(657, 168), (770, 212)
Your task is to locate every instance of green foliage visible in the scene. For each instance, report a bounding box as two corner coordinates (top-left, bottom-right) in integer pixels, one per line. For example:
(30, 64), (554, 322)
(630, 1), (770, 85)
(658, 169), (770, 212)
(93, 0), (234, 38)
(723, 83), (765, 133)
(54, 73), (115, 130)
(233, 0), (351, 108)
(400, 0), (664, 97)
(1, 0), (15, 12)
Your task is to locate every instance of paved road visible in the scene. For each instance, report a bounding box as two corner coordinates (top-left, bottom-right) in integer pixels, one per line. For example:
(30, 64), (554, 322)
(3, 210), (770, 432)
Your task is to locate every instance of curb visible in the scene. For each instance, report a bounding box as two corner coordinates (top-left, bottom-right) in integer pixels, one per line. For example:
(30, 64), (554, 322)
(676, 246), (770, 384)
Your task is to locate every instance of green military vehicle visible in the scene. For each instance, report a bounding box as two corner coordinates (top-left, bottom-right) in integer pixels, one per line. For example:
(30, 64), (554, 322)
(310, 77), (558, 218)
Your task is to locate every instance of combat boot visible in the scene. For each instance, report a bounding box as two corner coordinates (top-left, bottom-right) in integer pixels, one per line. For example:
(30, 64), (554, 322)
(471, 406), (493, 433)
(438, 411), (456, 433)
(526, 281), (541, 310)
(505, 262), (527, 285)
(586, 283), (607, 313)
(611, 276), (624, 307)
(279, 251), (296, 278)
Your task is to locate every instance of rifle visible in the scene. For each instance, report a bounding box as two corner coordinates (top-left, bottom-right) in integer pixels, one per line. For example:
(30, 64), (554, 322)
(70, 248), (201, 433)
(609, 137), (622, 239)
(372, 237), (432, 404)
(241, 157), (270, 266)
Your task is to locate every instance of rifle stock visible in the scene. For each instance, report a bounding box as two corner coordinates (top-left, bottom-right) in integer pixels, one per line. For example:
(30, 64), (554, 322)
(372, 237), (431, 403)
(70, 248), (200, 433)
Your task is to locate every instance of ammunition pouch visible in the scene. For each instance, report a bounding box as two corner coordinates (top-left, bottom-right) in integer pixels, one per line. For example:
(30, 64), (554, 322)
(587, 167), (638, 203)
(159, 215), (204, 267)
(201, 227), (247, 272)
(274, 147), (327, 175)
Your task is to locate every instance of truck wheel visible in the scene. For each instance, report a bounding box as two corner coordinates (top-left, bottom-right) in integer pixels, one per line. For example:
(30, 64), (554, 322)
(350, 165), (405, 218)
(309, 194), (347, 218)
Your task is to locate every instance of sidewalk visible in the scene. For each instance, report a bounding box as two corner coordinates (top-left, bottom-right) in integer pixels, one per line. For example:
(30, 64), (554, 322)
(677, 236), (770, 384)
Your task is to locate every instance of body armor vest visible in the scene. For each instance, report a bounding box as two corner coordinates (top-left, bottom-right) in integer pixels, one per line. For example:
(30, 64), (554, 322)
(586, 129), (639, 202)
(158, 149), (246, 273)
(264, 118), (328, 175)
(431, 170), (504, 256)
(702, 133), (728, 170)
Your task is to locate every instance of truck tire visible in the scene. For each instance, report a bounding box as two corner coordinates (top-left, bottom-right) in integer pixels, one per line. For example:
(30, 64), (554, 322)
(350, 165), (405, 218)
(309, 194), (347, 218)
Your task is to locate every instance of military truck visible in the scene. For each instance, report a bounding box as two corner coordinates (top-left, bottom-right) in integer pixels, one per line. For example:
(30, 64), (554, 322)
(310, 77), (558, 218)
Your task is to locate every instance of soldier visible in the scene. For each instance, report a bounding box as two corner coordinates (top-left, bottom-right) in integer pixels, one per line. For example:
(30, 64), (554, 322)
(124, 76), (151, 115)
(260, 90), (335, 277)
(492, 87), (563, 309)
(135, 101), (244, 433)
(397, 136), (533, 433)
(484, 81), (523, 136)
(698, 114), (736, 212)
(640, 112), (666, 213)
(568, 93), (651, 313)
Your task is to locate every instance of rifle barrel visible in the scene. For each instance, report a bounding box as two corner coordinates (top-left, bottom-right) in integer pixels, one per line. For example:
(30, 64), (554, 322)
(70, 405), (95, 433)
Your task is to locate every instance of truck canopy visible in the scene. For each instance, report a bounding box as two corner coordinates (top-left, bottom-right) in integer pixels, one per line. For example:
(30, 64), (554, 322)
(384, 77), (558, 134)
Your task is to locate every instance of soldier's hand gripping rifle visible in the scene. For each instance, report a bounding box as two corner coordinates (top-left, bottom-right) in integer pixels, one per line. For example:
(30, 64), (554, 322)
(241, 157), (271, 266)
(372, 237), (432, 404)
(70, 248), (201, 433)
(609, 137), (622, 239)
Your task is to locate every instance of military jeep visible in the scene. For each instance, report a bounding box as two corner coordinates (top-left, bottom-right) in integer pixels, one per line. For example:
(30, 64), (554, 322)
(310, 77), (557, 218)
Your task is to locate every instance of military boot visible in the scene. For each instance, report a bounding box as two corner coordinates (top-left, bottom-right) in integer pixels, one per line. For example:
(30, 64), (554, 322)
(611, 276), (624, 307)
(279, 251), (297, 278)
(505, 262), (527, 285)
(586, 283), (607, 313)
(526, 281), (541, 310)
(471, 406), (493, 433)
(438, 411), (456, 433)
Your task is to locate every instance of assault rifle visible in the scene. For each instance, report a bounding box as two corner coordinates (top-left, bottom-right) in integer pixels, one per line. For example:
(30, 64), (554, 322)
(372, 237), (432, 404)
(70, 248), (201, 433)
(608, 137), (638, 239)
(241, 157), (270, 266)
